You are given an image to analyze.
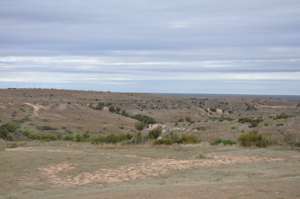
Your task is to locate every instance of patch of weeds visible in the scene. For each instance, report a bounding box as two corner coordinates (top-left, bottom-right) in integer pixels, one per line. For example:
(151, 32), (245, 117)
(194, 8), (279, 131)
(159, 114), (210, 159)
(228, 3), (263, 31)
(63, 134), (75, 141)
(37, 125), (58, 131)
(154, 133), (200, 145)
(131, 114), (156, 125)
(238, 131), (270, 147)
(22, 130), (59, 141)
(90, 134), (133, 144)
(273, 113), (290, 120)
(128, 132), (148, 144)
(238, 117), (263, 128)
(211, 139), (236, 146)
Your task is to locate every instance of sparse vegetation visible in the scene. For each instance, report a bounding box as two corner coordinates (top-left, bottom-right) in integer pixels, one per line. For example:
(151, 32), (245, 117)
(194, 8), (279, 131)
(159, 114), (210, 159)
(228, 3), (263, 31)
(131, 114), (156, 125)
(273, 113), (290, 120)
(238, 131), (270, 147)
(0, 122), (20, 140)
(154, 133), (200, 145)
(90, 134), (133, 144)
(238, 117), (263, 128)
(212, 139), (236, 146)
(37, 125), (58, 131)
(148, 127), (162, 139)
(135, 121), (146, 131)
(22, 130), (59, 141)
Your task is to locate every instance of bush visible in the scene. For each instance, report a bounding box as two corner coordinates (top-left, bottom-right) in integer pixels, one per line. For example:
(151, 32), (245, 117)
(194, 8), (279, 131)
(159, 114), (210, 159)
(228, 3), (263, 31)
(135, 121), (146, 131)
(22, 130), (59, 141)
(154, 133), (200, 145)
(91, 134), (133, 144)
(180, 134), (199, 144)
(63, 134), (75, 141)
(0, 122), (20, 140)
(131, 114), (156, 125)
(121, 110), (129, 117)
(273, 113), (289, 120)
(108, 106), (116, 113)
(238, 117), (263, 128)
(74, 134), (83, 142)
(148, 127), (162, 139)
(238, 131), (270, 147)
(212, 139), (236, 146)
(95, 102), (105, 110)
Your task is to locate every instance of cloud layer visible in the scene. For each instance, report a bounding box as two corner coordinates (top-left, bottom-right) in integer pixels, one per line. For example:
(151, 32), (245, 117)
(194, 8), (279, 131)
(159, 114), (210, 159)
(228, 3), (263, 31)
(0, 0), (300, 94)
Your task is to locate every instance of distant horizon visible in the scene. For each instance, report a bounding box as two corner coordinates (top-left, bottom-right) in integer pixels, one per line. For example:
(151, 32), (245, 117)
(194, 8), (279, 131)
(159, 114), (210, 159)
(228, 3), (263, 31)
(1, 86), (300, 97)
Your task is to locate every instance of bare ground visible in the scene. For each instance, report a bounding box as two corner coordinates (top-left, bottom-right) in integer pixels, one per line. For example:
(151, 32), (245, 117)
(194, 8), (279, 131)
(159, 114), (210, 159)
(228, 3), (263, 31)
(0, 142), (299, 199)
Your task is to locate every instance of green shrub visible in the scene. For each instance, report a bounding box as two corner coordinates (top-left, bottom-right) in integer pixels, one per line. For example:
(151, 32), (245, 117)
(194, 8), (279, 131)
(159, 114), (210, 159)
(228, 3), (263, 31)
(121, 110), (129, 117)
(0, 122), (20, 140)
(148, 127), (162, 139)
(212, 139), (236, 146)
(91, 134), (133, 144)
(180, 134), (199, 144)
(131, 114), (156, 125)
(238, 131), (270, 147)
(135, 121), (146, 131)
(74, 134), (83, 142)
(154, 133), (200, 145)
(63, 134), (74, 141)
(22, 129), (58, 141)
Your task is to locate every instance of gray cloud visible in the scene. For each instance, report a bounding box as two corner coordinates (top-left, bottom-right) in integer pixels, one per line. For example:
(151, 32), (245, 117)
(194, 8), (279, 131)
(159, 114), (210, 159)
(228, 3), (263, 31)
(0, 0), (300, 94)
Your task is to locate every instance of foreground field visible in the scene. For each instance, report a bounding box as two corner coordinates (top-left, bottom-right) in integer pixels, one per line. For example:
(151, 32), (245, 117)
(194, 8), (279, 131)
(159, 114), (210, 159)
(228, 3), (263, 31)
(1, 142), (300, 199)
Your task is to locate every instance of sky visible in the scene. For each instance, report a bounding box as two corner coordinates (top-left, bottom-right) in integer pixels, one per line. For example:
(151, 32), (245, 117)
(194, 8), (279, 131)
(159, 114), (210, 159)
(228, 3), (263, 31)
(0, 0), (300, 95)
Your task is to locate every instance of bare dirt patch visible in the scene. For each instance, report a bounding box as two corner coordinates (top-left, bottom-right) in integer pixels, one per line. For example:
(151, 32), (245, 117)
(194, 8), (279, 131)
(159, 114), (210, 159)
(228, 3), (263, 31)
(24, 103), (47, 117)
(39, 155), (284, 186)
(6, 147), (82, 154)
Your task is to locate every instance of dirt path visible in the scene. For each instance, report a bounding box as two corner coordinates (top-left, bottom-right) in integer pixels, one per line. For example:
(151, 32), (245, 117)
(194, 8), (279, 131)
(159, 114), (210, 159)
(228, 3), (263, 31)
(39, 155), (284, 186)
(24, 103), (47, 116)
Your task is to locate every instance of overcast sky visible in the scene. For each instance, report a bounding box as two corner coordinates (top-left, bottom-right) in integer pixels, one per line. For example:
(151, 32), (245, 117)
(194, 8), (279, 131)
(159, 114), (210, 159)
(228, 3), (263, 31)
(0, 0), (300, 95)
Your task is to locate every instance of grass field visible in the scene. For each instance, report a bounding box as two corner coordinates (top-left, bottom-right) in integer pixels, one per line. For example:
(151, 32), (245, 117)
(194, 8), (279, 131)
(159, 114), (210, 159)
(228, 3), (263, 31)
(1, 142), (300, 199)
